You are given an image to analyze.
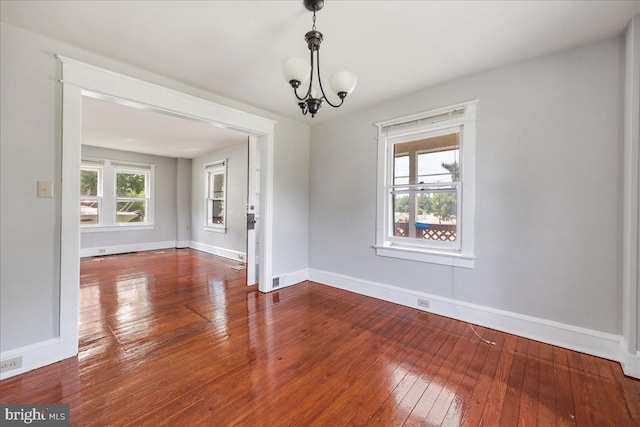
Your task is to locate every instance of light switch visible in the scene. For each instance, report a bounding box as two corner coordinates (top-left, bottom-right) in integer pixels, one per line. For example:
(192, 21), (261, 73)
(37, 181), (53, 198)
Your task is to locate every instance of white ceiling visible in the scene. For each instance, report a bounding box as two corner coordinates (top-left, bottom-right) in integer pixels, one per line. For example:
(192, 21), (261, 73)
(82, 95), (247, 159)
(2, 0), (639, 156)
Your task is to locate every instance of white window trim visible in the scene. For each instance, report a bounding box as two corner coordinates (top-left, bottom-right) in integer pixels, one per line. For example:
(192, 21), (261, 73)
(80, 157), (155, 232)
(374, 100), (477, 268)
(204, 159), (227, 233)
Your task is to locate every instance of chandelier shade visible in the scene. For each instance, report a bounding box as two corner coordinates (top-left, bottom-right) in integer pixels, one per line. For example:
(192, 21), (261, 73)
(282, 57), (310, 86)
(329, 71), (357, 96)
(283, 0), (356, 118)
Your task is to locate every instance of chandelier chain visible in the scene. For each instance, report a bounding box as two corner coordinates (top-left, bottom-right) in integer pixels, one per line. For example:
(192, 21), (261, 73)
(312, 8), (317, 31)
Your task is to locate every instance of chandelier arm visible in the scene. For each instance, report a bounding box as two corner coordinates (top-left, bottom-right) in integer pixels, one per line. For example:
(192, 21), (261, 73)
(290, 47), (315, 101)
(315, 48), (344, 108)
(292, 86), (308, 102)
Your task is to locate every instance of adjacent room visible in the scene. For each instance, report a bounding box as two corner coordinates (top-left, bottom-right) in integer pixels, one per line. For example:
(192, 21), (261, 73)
(1, 1), (640, 425)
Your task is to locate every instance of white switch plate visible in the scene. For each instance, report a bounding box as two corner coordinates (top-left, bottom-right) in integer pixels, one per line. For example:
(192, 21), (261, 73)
(37, 181), (53, 198)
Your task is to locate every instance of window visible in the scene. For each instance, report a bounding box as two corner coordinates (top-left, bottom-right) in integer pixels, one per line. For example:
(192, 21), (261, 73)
(80, 158), (154, 231)
(80, 165), (102, 225)
(205, 160), (227, 232)
(375, 100), (477, 267)
(115, 169), (149, 224)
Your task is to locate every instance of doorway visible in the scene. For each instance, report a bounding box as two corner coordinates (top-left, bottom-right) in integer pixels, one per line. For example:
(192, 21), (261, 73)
(80, 93), (260, 284)
(58, 55), (276, 361)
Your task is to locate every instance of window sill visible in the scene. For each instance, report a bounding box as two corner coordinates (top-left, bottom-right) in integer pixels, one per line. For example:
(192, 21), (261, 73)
(205, 225), (226, 234)
(373, 244), (474, 268)
(81, 224), (154, 233)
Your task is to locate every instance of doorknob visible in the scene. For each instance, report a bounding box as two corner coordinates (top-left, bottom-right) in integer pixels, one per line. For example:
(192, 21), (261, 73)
(247, 213), (257, 230)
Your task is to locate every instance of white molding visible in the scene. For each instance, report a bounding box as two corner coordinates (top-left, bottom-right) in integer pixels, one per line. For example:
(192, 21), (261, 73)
(81, 225), (155, 233)
(621, 339), (640, 378)
(56, 55), (276, 135)
(59, 82), (82, 364)
(622, 14), (640, 363)
(374, 245), (475, 268)
(272, 269), (309, 290)
(175, 240), (190, 249)
(375, 99), (479, 129)
(190, 241), (246, 262)
(204, 226), (226, 234)
(80, 241), (178, 258)
(0, 338), (66, 381)
(308, 268), (624, 365)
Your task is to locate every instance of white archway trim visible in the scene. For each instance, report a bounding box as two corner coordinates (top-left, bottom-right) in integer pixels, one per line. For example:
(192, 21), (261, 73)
(58, 55), (275, 361)
(622, 15), (640, 378)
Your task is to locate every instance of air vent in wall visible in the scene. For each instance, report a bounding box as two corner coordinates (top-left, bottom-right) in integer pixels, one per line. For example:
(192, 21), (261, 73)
(272, 277), (280, 288)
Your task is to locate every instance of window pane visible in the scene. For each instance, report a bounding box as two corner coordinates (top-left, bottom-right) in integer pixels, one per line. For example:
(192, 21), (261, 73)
(116, 172), (146, 197)
(393, 132), (460, 185)
(213, 173), (224, 198)
(116, 200), (146, 223)
(393, 155), (409, 185)
(80, 200), (99, 224)
(208, 199), (224, 225)
(416, 189), (457, 241)
(80, 169), (98, 196)
(418, 148), (459, 183)
(392, 194), (410, 237)
(392, 189), (457, 241)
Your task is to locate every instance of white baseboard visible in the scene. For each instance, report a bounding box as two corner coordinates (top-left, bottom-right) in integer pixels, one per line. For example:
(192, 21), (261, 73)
(272, 269), (309, 290)
(175, 240), (190, 249)
(189, 241), (246, 262)
(0, 338), (74, 381)
(80, 240), (178, 258)
(308, 268), (626, 367)
(621, 340), (640, 378)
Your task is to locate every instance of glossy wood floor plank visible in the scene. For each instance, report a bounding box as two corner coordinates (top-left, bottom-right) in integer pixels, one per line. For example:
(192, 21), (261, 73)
(1, 249), (640, 426)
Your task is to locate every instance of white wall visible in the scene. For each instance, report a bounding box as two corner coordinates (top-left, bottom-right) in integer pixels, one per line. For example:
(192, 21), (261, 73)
(80, 145), (178, 252)
(1, 24), (62, 350)
(0, 22), (310, 354)
(176, 158), (192, 247)
(309, 36), (624, 336)
(272, 121), (311, 278)
(191, 143), (248, 258)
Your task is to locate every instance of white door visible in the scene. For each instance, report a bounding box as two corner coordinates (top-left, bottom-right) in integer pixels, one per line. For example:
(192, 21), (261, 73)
(246, 135), (260, 285)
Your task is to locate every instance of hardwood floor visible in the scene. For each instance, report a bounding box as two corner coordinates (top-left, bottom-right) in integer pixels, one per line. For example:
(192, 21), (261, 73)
(1, 249), (639, 426)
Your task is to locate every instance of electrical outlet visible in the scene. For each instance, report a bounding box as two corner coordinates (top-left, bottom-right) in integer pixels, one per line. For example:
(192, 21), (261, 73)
(0, 356), (22, 373)
(98, 248), (106, 254)
(417, 298), (430, 308)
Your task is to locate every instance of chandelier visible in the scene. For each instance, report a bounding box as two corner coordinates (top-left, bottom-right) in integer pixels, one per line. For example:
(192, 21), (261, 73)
(282, 0), (357, 118)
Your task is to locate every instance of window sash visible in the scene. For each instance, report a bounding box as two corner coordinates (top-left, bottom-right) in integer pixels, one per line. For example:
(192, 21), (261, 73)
(387, 183), (461, 250)
(80, 197), (101, 226)
(204, 161), (227, 229)
(115, 198), (148, 224)
(80, 166), (102, 227)
(114, 169), (149, 225)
